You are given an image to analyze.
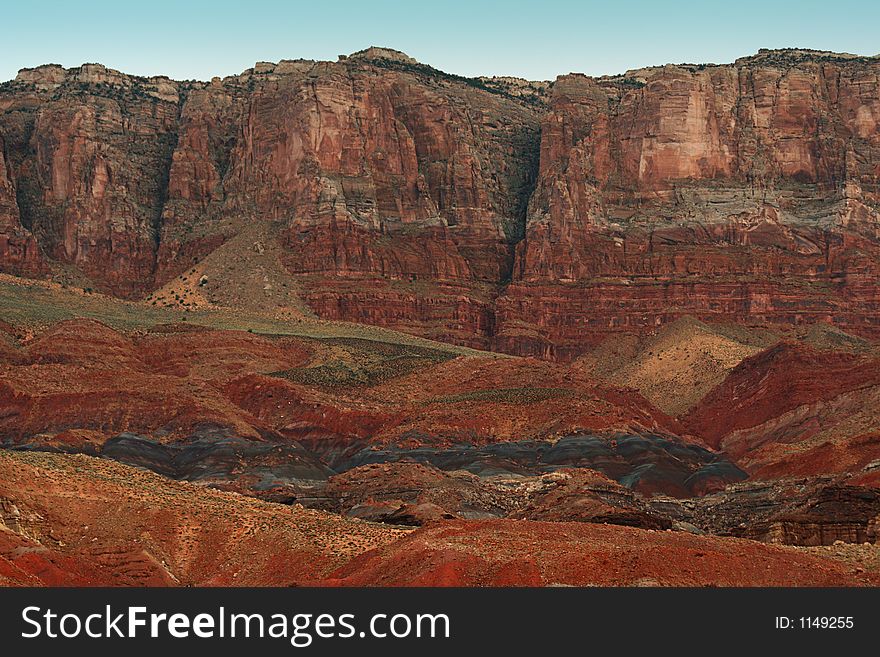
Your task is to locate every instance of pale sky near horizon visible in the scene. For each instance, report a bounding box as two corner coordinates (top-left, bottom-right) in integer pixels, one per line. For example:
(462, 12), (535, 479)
(1, 0), (878, 83)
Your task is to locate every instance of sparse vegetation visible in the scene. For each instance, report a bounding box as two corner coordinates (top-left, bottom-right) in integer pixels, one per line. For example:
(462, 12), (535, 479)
(0, 276), (486, 356)
(430, 387), (572, 405)
(618, 77), (646, 89)
(359, 56), (547, 107)
(270, 337), (455, 387)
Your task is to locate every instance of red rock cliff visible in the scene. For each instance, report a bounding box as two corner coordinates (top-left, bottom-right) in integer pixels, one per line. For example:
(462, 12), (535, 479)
(498, 50), (880, 359)
(0, 134), (44, 276)
(2, 49), (880, 356)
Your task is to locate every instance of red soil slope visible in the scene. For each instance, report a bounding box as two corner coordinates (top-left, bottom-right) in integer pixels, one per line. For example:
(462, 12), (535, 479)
(1, 318), (681, 450)
(2, 451), (874, 587)
(684, 342), (880, 479)
(0, 450), (405, 586)
(322, 519), (877, 587)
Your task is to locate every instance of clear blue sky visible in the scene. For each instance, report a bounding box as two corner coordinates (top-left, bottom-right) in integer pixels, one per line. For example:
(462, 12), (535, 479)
(2, 0), (878, 83)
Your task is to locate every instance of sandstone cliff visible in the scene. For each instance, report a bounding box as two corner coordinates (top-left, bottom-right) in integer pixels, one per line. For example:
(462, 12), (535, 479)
(2, 48), (880, 357)
(499, 49), (880, 358)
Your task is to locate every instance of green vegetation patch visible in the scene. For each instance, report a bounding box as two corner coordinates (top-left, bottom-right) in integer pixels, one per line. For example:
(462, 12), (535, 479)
(0, 280), (488, 357)
(430, 387), (573, 405)
(269, 337), (455, 387)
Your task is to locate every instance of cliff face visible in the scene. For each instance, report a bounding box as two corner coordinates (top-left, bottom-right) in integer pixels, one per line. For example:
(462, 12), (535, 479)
(2, 49), (880, 356)
(500, 50), (880, 358)
(0, 134), (44, 276)
(0, 65), (181, 295)
(0, 51), (541, 344)
(207, 54), (540, 346)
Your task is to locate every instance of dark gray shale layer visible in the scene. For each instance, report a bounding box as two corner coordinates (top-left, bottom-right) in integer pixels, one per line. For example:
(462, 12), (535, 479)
(2, 429), (746, 498)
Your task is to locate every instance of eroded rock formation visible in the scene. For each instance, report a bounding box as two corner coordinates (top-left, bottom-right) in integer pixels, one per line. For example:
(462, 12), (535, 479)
(500, 50), (880, 358)
(3, 49), (879, 356)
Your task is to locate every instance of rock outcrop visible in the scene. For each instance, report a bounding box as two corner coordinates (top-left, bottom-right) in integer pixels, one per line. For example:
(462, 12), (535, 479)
(672, 478), (880, 546)
(0, 65), (181, 295)
(0, 135), (43, 275)
(1, 53), (541, 344)
(2, 49), (880, 356)
(682, 341), (880, 478)
(499, 50), (880, 358)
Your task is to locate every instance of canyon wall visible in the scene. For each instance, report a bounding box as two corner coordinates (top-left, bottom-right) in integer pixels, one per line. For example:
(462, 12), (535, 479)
(2, 48), (880, 357)
(499, 49), (880, 358)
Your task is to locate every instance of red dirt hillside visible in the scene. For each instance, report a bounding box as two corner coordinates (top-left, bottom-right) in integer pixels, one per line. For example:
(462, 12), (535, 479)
(321, 519), (878, 587)
(1, 316), (684, 451)
(683, 341), (880, 479)
(0, 450), (405, 586)
(2, 450), (875, 588)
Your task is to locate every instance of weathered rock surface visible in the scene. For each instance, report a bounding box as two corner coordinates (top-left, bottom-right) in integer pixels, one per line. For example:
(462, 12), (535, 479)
(313, 462), (501, 522)
(509, 468), (673, 529)
(670, 477), (880, 546)
(3, 49), (880, 356)
(317, 433), (745, 497)
(321, 517), (877, 586)
(315, 464), (880, 547)
(499, 50), (880, 358)
(0, 136), (44, 276)
(0, 66), (181, 295)
(2, 317), (736, 501)
(4, 450), (875, 587)
(0, 52), (541, 343)
(313, 463), (673, 529)
(0, 449), (405, 586)
(683, 341), (880, 478)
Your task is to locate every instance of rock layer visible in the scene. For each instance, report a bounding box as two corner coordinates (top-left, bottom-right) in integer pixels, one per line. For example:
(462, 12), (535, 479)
(3, 49), (880, 356)
(4, 450), (875, 587)
(1, 53), (541, 342)
(0, 136), (43, 276)
(1, 317), (729, 500)
(501, 50), (880, 358)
